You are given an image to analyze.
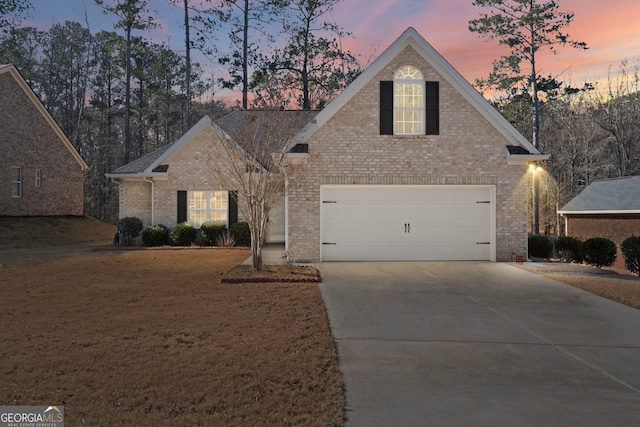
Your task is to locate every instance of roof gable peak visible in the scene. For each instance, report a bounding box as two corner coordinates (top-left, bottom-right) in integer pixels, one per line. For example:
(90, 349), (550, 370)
(293, 27), (540, 155)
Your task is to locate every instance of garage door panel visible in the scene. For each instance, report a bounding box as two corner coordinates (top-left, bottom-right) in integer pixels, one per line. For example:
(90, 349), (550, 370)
(321, 185), (494, 261)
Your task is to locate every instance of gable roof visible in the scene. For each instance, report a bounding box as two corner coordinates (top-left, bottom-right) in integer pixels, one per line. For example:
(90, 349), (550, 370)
(0, 64), (88, 170)
(106, 116), (218, 178)
(558, 176), (640, 215)
(290, 27), (548, 164)
(107, 111), (319, 178)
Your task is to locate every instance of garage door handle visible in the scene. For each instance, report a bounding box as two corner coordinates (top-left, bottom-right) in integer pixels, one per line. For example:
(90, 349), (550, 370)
(323, 242), (337, 245)
(476, 242), (490, 245)
(404, 223), (410, 233)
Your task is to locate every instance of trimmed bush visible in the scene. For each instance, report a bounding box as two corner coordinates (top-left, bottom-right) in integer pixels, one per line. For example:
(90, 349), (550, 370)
(528, 234), (553, 259)
(142, 224), (169, 247)
(621, 235), (640, 276)
(200, 221), (227, 246)
(119, 216), (143, 246)
(583, 237), (617, 268)
(230, 221), (251, 246)
(171, 222), (196, 246)
(555, 235), (584, 264)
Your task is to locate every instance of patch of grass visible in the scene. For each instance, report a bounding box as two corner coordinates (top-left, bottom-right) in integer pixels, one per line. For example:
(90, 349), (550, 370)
(0, 216), (116, 249)
(0, 250), (344, 426)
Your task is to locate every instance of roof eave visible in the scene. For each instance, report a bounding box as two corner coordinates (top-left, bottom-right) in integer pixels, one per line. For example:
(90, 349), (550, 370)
(559, 210), (640, 216)
(105, 172), (168, 180)
(507, 153), (550, 166)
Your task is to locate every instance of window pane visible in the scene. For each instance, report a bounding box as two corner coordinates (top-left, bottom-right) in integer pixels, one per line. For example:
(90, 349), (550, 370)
(190, 210), (207, 228)
(210, 191), (228, 210)
(395, 65), (423, 80)
(11, 167), (21, 182)
(210, 211), (227, 224)
(189, 191), (206, 209)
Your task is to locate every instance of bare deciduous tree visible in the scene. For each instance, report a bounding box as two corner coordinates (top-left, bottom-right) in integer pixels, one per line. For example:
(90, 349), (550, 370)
(591, 60), (640, 177)
(209, 109), (314, 270)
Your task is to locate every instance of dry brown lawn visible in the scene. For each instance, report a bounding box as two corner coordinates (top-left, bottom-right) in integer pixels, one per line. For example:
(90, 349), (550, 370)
(0, 218), (344, 426)
(3, 217), (640, 426)
(515, 262), (640, 309)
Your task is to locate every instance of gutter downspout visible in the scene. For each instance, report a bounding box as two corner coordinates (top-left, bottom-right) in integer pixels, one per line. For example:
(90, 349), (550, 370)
(143, 176), (155, 225)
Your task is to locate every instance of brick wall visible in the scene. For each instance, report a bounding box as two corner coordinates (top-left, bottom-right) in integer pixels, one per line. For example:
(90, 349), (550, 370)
(566, 214), (640, 268)
(287, 45), (529, 262)
(0, 71), (84, 216)
(119, 123), (250, 228)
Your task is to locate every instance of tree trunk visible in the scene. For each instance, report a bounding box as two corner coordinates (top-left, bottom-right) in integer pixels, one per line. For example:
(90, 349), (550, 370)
(530, 26), (540, 235)
(124, 23), (132, 164)
(184, 0), (191, 127)
(242, 0), (249, 110)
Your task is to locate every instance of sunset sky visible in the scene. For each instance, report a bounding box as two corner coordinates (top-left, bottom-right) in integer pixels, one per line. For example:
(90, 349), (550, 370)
(25, 0), (640, 102)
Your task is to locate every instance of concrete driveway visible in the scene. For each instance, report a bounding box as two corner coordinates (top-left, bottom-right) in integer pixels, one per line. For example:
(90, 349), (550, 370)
(318, 261), (640, 426)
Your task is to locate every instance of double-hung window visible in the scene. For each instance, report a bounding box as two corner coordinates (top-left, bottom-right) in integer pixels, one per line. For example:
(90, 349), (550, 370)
(188, 191), (228, 228)
(35, 170), (42, 188)
(11, 167), (22, 198)
(394, 66), (425, 135)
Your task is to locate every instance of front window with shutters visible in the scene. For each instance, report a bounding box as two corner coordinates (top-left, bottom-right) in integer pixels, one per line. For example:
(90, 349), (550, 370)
(394, 65), (425, 135)
(188, 191), (228, 228)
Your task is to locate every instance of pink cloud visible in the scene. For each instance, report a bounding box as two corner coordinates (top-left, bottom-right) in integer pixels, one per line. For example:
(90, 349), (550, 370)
(336, 0), (640, 88)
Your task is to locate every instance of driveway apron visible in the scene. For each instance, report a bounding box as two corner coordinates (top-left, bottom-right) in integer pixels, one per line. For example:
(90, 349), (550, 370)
(318, 261), (640, 426)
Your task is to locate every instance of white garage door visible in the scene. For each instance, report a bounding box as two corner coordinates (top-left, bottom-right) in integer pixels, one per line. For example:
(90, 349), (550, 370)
(321, 185), (495, 261)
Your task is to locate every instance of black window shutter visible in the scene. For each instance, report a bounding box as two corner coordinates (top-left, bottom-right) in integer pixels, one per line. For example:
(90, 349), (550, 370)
(380, 81), (393, 135)
(177, 191), (187, 223)
(228, 191), (238, 226)
(425, 81), (439, 135)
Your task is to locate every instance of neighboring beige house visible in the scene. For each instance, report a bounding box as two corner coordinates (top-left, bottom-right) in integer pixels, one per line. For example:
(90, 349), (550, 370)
(108, 27), (546, 260)
(559, 176), (640, 267)
(0, 64), (87, 216)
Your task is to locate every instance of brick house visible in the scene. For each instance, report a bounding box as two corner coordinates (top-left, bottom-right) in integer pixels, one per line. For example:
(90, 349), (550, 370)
(0, 64), (87, 216)
(108, 28), (546, 260)
(558, 176), (640, 267)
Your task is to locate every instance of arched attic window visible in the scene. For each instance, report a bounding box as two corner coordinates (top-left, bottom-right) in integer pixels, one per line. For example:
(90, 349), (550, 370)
(380, 66), (439, 136)
(394, 65), (425, 135)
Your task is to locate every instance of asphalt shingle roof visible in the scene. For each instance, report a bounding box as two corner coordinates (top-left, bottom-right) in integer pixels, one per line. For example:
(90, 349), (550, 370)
(216, 110), (318, 147)
(110, 111), (319, 175)
(110, 142), (175, 174)
(559, 176), (640, 213)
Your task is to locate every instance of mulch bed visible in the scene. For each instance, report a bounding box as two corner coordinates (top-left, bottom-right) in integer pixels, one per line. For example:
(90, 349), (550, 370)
(222, 265), (320, 283)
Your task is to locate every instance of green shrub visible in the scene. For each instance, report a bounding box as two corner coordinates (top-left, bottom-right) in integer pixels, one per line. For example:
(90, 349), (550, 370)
(583, 237), (617, 268)
(621, 235), (640, 276)
(171, 222), (196, 246)
(200, 221), (227, 246)
(142, 224), (169, 247)
(119, 216), (143, 246)
(555, 235), (584, 263)
(230, 221), (251, 246)
(528, 234), (553, 259)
